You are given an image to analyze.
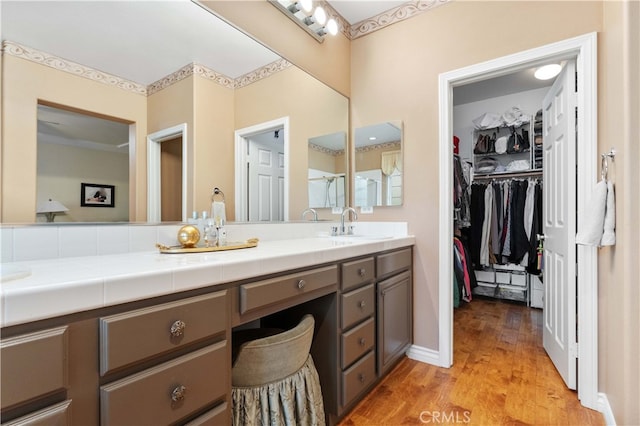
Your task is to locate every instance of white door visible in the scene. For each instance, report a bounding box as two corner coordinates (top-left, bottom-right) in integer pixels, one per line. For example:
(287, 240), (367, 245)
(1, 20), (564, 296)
(248, 137), (284, 221)
(541, 60), (577, 390)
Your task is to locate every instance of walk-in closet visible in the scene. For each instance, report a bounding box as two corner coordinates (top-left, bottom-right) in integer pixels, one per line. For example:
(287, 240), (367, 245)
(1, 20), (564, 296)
(451, 69), (557, 316)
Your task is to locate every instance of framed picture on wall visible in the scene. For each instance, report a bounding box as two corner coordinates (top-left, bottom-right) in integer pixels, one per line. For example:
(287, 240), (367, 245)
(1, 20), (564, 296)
(81, 183), (115, 207)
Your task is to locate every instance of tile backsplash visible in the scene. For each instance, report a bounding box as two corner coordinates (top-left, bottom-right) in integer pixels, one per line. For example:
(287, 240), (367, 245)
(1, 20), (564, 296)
(0, 221), (407, 263)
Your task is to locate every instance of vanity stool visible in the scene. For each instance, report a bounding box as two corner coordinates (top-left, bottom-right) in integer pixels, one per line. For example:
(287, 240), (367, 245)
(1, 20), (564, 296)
(231, 314), (325, 426)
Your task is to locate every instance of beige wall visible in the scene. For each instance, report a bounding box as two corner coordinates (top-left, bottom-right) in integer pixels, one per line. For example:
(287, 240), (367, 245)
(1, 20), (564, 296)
(598, 1), (639, 424)
(193, 75), (236, 218)
(1, 54), (147, 223)
(199, 0), (351, 97)
(235, 65), (348, 219)
(355, 144), (400, 172)
(147, 76), (196, 220)
(345, 1), (637, 424)
(37, 143), (129, 222)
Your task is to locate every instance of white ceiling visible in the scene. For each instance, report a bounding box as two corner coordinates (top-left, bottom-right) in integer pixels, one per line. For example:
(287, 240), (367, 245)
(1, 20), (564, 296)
(327, 0), (408, 24)
(1, 0), (280, 84)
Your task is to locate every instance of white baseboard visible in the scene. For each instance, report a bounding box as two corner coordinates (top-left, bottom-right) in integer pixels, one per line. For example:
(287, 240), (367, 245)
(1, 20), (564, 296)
(597, 392), (616, 425)
(406, 344), (443, 366)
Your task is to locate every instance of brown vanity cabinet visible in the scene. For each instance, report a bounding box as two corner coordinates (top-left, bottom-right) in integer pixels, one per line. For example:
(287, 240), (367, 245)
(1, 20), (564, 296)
(376, 248), (413, 376)
(99, 291), (230, 425)
(0, 327), (71, 425)
(338, 257), (376, 412)
(1, 244), (413, 426)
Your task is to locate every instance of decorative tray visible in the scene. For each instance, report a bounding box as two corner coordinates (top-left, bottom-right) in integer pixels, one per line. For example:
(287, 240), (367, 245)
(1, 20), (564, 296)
(156, 238), (259, 254)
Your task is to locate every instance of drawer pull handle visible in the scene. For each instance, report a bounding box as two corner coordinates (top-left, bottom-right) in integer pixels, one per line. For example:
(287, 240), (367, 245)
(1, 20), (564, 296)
(297, 279), (306, 289)
(171, 385), (187, 402)
(358, 337), (366, 346)
(358, 268), (366, 277)
(358, 300), (366, 309)
(358, 373), (366, 383)
(170, 320), (186, 337)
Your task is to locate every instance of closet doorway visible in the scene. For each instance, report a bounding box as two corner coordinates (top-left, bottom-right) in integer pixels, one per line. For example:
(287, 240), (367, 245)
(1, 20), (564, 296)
(438, 33), (599, 410)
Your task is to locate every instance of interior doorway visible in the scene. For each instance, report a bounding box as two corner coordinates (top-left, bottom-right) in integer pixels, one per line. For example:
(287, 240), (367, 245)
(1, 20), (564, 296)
(438, 33), (599, 410)
(147, 124), (187, 222)
(160, 136), (183, 222)
(234, 117), (289, 222)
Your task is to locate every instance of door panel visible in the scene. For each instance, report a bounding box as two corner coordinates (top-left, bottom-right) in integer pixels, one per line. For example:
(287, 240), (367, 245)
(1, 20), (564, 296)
(542, 60), (577, 390)
(248, 137), (284, 221)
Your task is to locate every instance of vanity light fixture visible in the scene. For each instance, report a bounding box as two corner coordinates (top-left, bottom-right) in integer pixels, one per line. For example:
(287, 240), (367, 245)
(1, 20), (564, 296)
(270, 0), (339, 42)
(36, 199), (69, 222)
(534, 63), (562, 80)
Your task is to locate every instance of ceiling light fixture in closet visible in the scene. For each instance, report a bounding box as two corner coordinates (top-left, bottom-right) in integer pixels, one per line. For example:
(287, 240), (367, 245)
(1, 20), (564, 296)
(270, 0), (339, 42)
(534, 63), (562, 80)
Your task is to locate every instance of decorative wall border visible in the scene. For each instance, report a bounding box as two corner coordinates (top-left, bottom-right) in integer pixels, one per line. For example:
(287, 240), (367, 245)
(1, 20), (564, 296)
(309, 142), (345, 156)
(234, 59), (292, 89)
(349, 0), (451, 40)
(355, 141), (401, 153)
(4, 41), (292, 96)
(2, 40), (147, 95)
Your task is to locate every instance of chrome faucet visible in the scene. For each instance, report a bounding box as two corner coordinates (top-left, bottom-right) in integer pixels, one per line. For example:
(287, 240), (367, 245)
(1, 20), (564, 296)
(301, 208), (318, 221)
(340, 207), (358, 235)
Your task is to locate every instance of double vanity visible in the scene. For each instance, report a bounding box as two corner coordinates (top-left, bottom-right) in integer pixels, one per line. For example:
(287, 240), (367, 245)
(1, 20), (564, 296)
(0, 222), (414, 425)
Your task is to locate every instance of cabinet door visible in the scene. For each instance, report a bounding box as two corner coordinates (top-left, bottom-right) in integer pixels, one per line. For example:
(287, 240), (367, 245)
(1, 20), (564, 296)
(377, 271), (412, 375)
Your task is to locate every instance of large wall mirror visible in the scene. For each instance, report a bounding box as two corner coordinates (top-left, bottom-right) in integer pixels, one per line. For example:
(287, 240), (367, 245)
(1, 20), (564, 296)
(1, 1), (348, 224)
(354, 121), (403, 207)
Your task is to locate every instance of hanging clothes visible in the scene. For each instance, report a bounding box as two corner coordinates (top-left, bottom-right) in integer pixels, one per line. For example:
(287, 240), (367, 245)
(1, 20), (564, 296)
(469, 177), (543, 271)
(453, 155), (472, 228)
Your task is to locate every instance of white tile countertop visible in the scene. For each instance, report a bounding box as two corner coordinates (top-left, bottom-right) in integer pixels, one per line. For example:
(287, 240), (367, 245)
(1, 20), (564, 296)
(0, 223), (413, 328)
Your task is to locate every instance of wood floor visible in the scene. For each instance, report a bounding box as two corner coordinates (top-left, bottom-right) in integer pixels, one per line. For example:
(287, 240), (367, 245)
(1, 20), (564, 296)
(339, 298), (604, 425)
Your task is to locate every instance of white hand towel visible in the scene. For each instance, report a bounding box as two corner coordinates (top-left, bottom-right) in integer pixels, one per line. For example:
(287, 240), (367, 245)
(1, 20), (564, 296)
(576, 180), (607, 246)
(212, 201), (226, 227)
(600, 181), (616, 246)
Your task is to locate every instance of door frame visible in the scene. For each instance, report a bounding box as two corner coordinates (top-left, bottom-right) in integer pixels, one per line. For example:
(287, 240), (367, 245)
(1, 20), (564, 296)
(147, 124), (188, 222)
(437, 33), (599, 409)
(234, 117), (290, 222)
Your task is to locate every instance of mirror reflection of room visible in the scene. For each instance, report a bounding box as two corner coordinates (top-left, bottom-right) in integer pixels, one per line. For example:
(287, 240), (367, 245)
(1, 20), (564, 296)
(36, 104), (130, 222)
(354, 121), (403, 208)
(307, 131), (347, 209)
(1, 0), (349, 224)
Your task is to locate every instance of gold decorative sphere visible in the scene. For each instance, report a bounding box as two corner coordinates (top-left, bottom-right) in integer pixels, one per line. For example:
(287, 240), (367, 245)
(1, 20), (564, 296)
(177, 225), (200, 248)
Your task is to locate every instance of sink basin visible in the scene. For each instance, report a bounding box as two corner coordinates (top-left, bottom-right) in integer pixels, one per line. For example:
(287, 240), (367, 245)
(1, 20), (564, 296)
(0, 264), (32, 283)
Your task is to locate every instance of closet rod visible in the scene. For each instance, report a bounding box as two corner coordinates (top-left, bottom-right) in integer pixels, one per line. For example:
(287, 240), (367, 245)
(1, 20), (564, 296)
(473, 169), (543, 181)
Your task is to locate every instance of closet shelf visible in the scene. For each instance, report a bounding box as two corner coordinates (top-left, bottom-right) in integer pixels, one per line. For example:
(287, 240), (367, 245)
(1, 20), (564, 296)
(474, 169), (543, 180)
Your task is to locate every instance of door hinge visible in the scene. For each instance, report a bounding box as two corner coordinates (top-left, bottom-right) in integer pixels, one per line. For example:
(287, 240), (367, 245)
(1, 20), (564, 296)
(570, 342), (579, 359)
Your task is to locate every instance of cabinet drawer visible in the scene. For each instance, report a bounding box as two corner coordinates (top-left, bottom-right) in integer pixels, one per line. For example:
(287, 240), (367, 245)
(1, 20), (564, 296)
(341, 317), (375, 368)
(0, 326), (68, 410)
(100, 291), (227, 376)
(341, 351), (376, 407)
(376, 248), (411, 278)
(511, 273), (527, 287)
(341, 257), (374, 291)
(100, 341), (228, 426)
(184, 402), (228, 426)
(240, 265), (337, 315)
(2, 400), (71, 426)
(341, 284), (375, 330)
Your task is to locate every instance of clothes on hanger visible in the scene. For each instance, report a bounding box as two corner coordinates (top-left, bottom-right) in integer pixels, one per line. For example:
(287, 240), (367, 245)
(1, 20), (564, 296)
(469, 178), (542, 274)
(453, 155), (471, 228)
(453, 236), (477, 307)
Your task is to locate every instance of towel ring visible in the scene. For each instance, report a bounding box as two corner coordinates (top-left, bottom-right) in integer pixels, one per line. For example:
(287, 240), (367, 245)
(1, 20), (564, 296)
(212, 187), (225, 203)
(601, 148), (616, 181)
